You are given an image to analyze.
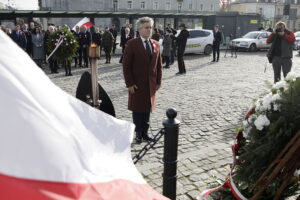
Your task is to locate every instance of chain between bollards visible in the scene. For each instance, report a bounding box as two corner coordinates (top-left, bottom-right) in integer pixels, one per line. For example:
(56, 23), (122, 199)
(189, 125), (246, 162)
(162, 108), (180, 200)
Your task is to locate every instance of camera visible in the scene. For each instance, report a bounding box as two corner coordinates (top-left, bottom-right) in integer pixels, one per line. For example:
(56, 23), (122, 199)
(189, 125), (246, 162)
(275, 28), (284, 33)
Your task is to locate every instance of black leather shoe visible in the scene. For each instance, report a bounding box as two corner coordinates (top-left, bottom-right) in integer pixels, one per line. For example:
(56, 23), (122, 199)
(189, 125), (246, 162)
(135, 132), (142, 144)
(211, 60), (216, 62)
(142, 133), (153, 142)
(135, 137), (142, 144)
(176, 72), (183, 75)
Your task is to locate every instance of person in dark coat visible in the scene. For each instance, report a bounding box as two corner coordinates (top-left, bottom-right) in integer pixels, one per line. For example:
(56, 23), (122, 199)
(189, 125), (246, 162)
(151, 28), (160, 41)
(166, 24), (177, 65)
(162, 29), (172, 68)
(10, 25), (27, 50)
(109, 24), (118, 54)
(45, 26), (59, 73)
(21, 24), (32, 56)
(72, 26), (80, 67)
(267, 21), (295, 83)
(212, 25), (222, 62)
(78, 25), (91, 68)
(92, 27), (102, 46)
(119, 27), (133, 63)
(102, 27), (114, 64)
(176, 23), (189, 75)
(122, 17), (162, 144)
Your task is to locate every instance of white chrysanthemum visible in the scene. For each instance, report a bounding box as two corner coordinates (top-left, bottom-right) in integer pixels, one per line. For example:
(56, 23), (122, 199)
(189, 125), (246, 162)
(243, 120), (249, 127)
(272, 80), (287, 90)
(273, 103), (281, 111)
(243, 126), (252, 138)
(262, 93), (272, 111)
(285, 72), (299, 82)
(271, 93), (281, 102)
(254, 115), (270, 131)
(255, 99), (265, 112)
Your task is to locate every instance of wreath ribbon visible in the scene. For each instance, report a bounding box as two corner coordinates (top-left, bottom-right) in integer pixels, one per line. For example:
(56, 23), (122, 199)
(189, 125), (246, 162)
(197, 144), (248, 200)
(46, 35), (64, 61)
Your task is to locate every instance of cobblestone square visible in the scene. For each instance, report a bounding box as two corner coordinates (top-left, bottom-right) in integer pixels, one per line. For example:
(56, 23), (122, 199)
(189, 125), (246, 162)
(49, 50), (300, 200)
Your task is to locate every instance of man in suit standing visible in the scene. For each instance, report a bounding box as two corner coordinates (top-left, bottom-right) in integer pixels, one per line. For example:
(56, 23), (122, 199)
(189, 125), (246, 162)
(212, 25), (222, 62)
(78, 25), (91, 68)
(176, 23), (189, 75)
(123, 17), (162, 144)
(10, 25), (27, 51)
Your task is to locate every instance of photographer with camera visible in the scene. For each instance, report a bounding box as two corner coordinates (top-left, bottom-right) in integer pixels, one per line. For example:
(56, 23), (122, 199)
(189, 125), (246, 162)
(267, 21), (295, 83)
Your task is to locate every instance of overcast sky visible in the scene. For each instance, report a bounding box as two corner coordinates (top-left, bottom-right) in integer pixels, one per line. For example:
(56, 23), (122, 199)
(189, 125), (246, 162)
(0, 0), (38, 9)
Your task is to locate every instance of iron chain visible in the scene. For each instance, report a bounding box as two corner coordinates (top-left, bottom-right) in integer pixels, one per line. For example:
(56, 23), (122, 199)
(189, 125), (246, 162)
(132, 128), (165, 164)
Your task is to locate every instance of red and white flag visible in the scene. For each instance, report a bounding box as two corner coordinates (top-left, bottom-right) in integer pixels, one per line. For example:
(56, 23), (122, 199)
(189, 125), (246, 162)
(72, 17), (94, 30)
(0, 30), (168, 200)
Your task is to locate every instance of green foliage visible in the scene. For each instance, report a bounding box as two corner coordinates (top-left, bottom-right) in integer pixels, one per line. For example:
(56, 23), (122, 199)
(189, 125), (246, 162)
(233, 77), (300, 198)
(47, 28), (79, 62)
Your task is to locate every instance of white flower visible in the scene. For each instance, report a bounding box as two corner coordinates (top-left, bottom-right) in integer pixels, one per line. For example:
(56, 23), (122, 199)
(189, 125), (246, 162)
(285, 72), (299, 82)
(262, 93), (272, 111)
(243, 120), (249, 127)
(272, 80), (287, 90)
(243, 126), (252, 138)
(271, 93), (281, 102)
(273, 103), (280, 111)
(254, 115), (270, 131)
(64, 38), (67, 40)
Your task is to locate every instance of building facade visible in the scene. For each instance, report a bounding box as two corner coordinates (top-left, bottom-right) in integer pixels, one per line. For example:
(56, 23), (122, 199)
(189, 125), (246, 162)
(40, 0), (220, 30)
(228, 0), (300, 31)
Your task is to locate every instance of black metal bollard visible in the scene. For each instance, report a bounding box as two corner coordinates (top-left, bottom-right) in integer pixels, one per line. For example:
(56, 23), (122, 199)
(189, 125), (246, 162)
(162, 108), (180, 200)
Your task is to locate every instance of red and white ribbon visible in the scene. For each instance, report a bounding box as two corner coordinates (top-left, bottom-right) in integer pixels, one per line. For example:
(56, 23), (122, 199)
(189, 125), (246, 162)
(46, 35), (64, 61)
(197, 144), (248, 200)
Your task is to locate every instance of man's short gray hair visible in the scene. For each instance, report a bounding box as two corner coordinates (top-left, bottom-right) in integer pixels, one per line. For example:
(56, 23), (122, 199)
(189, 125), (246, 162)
(136, 17), (154, 30)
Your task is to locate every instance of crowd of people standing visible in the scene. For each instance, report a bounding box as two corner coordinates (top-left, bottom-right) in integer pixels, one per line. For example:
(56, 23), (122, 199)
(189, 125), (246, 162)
(1, 20), (191, 76)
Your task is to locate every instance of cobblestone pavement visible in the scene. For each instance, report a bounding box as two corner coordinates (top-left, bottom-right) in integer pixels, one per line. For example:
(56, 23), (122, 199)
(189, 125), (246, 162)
(48, 50), (300, 200)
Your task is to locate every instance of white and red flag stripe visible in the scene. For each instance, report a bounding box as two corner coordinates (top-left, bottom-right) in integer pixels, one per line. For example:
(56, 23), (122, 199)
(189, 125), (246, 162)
(72, 17), (94, 30)
(0, 30), (168, 200)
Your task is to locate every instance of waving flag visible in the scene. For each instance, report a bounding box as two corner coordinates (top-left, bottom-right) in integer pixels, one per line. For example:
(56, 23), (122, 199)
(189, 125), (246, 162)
(0, 30), (168, 200)
(72, 17), (93, 30)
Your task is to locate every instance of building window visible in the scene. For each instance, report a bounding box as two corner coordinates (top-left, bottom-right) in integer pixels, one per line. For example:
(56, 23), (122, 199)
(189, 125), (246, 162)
(113, 0), (118, 11)
(140, 1), (145, 9)
(127, 1), (132, 9)
(166, 1), (171, 10)
(259, 7), (263, 15)
(178, 2), (182, 12)
(200, 4), (203, 11)
(189, 3), (192, 10)
(153, 1), (159, 10)
(211, 4), (214, 11)
(277, 8), (280, 15)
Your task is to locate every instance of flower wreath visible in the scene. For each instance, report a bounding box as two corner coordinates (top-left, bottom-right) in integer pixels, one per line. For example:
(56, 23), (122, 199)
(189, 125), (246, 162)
(232, 72), (300, 199)
(47, 28), (79, 62)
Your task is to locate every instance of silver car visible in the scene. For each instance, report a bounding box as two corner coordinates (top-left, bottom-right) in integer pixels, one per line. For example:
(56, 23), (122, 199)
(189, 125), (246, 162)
(230, 31), (272, 52)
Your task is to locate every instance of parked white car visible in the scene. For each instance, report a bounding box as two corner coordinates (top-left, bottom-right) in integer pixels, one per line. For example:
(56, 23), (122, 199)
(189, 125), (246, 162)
(160, 28), (214, 55)
(230, 31), (272, 52)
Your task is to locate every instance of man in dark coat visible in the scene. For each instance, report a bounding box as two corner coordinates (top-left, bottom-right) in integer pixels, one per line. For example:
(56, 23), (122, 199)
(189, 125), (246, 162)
(119, 27), (133, 63)
(78, 25), (91, 68)
(123, 17), (162, 144)
(21, 24), (32, 56)
(212, 25), (222, 62)
(72, 26), (80, 67)
(176, 23), (189, 75)
(10, 25), (27, 50)
(109, 24), (118, 54)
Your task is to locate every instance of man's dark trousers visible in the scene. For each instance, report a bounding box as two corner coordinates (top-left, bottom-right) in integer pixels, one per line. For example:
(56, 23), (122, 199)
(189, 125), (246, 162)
(132, 112), (150, 139)
(213, 43), (220, 61)
(177, 52), (186, 73)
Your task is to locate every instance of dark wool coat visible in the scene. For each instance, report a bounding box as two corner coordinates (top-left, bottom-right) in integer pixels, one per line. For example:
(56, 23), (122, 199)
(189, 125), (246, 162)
(123, 38), (162, 112)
